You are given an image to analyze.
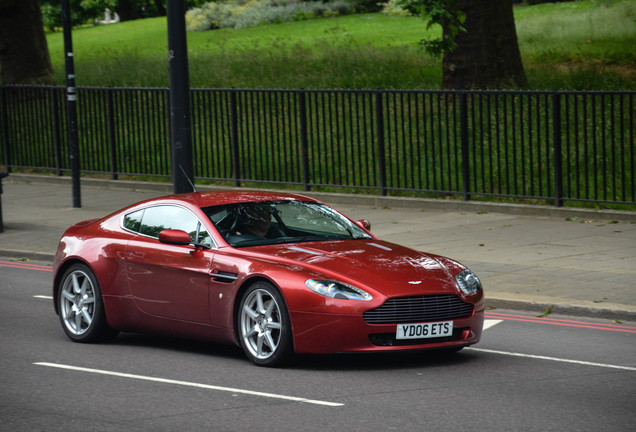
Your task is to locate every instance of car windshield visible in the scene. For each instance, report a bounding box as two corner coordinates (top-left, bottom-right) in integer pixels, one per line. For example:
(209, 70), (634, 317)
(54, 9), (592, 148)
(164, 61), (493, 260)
(203, 201), (371, 247)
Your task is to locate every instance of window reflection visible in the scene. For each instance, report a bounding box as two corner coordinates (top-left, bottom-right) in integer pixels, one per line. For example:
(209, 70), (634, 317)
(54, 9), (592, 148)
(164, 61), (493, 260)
(124, 205), (212, 247)
(204, 201), (371, 248)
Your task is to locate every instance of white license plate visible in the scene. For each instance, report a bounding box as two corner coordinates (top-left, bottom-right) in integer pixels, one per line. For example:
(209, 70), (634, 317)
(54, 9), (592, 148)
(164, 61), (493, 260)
(396, 321), (453, 340)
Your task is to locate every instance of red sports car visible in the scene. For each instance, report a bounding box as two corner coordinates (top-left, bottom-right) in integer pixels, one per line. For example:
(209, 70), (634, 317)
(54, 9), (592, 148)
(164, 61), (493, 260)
(53, 190), (484, 366)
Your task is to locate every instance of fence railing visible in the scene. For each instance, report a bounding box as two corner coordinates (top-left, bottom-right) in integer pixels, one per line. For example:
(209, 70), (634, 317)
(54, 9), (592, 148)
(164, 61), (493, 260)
(1, 85), (634, 206)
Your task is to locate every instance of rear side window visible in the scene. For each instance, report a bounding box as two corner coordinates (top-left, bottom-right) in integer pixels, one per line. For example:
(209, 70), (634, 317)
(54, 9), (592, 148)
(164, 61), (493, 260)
(123, 209), (144, 232)
(123, 205), (213, 248)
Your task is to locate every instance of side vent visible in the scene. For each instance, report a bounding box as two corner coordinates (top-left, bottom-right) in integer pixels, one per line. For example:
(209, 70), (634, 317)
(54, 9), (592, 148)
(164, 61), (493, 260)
(211, 271), (238, 283)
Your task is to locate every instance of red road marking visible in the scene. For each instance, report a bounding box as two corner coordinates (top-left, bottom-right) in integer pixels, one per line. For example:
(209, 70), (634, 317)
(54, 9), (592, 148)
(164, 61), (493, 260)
(486, 311), (636, 334)
(0, 260), (52, 272)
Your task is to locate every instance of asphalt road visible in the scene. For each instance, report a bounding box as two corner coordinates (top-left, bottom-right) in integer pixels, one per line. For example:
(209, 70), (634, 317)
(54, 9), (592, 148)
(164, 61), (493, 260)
(2, 259), (635, 432)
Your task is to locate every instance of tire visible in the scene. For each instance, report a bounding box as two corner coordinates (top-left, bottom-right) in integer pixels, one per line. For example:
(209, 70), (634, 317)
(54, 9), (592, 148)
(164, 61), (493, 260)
(57, 263), (117, 343)
(238, 281), (294, 367)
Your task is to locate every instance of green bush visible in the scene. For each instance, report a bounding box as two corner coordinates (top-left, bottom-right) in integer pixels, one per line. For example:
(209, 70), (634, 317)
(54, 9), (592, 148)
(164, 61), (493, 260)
(380, 0), (412, 16)
(185, 0), (355, 31)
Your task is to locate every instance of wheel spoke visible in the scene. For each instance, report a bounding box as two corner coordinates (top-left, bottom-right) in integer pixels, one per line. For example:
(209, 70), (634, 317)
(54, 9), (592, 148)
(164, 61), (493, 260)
(264, 331), (277, 352)
(62, 290), (75, 302)
(82, 296), (95, 305)
(264, 300), (276, 319)
(72, 273), (82, 294)
(245, 325), (258, 339)
(242, 304), (259, 320)
(81, 309), (93, 327)
(80, 278), (90, 296)
(74, 312), (83, 331)
(267, 321), (281, 330)
(256, 333), (265, 356)
(64, 308), (75, 322)
(255, 291), (265, 314)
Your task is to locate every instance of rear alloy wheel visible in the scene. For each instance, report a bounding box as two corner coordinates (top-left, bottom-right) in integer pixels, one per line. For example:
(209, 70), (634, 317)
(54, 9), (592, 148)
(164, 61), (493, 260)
(57, 263), (116, 343)
(238, 282), (293, 367)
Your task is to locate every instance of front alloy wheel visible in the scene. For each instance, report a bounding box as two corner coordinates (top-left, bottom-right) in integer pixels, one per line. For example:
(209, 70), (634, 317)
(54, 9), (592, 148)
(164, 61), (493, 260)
(57, 263), (115, 343)
(238, 282), (293, 366)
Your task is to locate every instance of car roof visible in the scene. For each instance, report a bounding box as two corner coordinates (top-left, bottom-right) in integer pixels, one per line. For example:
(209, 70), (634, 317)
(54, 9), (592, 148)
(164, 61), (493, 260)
(152, 190), (320, 209)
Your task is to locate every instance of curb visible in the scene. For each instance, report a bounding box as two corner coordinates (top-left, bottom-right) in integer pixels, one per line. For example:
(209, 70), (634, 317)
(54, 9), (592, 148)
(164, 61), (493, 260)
(0, 249), (56, 263)
(485, 296), (636, 322)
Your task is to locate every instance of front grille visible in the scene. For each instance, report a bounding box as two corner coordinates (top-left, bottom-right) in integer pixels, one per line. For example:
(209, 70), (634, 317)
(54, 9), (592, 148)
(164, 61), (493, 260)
(363, 294), (473, 324)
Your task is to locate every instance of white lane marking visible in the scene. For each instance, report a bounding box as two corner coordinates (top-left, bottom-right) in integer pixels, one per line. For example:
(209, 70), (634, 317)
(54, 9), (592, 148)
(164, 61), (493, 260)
(34, 362), (344, 407)
(34, 295), (53, 300)
(483, 319), (503, 330)
(468, 348), (636, 371)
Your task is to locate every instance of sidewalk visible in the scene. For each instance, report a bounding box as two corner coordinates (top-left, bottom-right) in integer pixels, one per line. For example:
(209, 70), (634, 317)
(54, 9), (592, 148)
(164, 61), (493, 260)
(2, 174), (635, 321)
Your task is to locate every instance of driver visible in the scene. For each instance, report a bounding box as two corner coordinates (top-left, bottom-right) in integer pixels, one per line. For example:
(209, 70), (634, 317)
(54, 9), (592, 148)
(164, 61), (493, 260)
(235, 205), (272, 237)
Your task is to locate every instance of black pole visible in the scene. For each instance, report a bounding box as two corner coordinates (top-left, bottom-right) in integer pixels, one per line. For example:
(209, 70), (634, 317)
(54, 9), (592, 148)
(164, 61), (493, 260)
(167, 0), (194, 194)
(375, 92), (387, 196)
(0, 171), (8, 233)
(230, 90), (240, 187)
(553, 93), (563, 207)
(460, 92), (470, 201)
(299, 92), (310, 191)
(61, 0), (81, 207)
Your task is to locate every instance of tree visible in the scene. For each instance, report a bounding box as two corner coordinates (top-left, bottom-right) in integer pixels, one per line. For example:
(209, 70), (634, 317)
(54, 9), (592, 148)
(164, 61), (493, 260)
(402, 0), (526, 89)
(39, 1), (205, 28)
(115, 0), (146, 21)
(40, 1), (117, 29)
(0, 0), (56, 85)
(114, 1), (206, 22)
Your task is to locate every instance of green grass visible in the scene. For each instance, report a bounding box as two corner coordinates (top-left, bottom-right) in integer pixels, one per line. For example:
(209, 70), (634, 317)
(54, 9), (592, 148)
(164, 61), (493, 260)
(44, 1), (636, 90)
(515, 0), (636, 64)
(48, 14), (442, 88)
(515, 0), (636, 89)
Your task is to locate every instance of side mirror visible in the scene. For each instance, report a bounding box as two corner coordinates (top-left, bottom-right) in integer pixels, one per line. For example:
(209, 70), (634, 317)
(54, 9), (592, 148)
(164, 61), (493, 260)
(159, 229), (192, 246)
(356, 219), (371, 231)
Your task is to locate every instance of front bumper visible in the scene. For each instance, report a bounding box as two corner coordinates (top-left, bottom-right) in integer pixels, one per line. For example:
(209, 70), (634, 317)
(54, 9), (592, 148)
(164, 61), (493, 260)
(289, 307), (484, 354)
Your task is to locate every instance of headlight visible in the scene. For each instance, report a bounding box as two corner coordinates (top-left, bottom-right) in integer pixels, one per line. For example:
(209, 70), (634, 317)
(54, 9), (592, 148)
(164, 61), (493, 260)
(455, 269), (482, 294)
(305, 279), (373, 301)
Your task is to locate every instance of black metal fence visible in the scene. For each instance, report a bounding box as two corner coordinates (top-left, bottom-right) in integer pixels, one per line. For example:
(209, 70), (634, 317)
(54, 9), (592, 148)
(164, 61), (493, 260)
(1, 85), (634, 206)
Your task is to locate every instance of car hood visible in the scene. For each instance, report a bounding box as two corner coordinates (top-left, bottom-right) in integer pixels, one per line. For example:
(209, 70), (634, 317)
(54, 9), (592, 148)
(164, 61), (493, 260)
(250, 240), (460, 297)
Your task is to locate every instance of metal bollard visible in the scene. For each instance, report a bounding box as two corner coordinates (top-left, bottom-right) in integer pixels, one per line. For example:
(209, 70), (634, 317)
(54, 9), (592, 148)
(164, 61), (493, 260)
(0, 171), (8, 233)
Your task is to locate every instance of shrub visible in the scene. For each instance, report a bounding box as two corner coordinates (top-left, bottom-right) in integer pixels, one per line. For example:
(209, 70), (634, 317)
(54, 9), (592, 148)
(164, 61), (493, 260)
(186, 0), (356, 31)
(185, 7), (213, 31)
(380, 0), (412, 16)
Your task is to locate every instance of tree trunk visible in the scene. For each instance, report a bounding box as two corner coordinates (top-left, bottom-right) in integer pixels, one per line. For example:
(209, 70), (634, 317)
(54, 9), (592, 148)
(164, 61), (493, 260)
(116, 0), (142, 22)
(0, 0), (56, 85)
(442, 0), (526, 89)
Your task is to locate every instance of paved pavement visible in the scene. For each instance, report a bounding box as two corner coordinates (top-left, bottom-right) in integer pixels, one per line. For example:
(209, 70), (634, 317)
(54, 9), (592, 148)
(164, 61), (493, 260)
(2, 173), (635, 321)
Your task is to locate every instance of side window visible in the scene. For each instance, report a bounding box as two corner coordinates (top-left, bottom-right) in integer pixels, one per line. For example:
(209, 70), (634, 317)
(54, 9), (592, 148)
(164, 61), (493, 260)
(139, 206), (200, 240)
(197, 225), (212, 248)
(123, 209), (144, 232)
(124, 205), (214, 247)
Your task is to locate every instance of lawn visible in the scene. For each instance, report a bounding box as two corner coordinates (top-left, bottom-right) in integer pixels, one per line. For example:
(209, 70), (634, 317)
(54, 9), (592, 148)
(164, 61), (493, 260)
(44, 0), (636, 90)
